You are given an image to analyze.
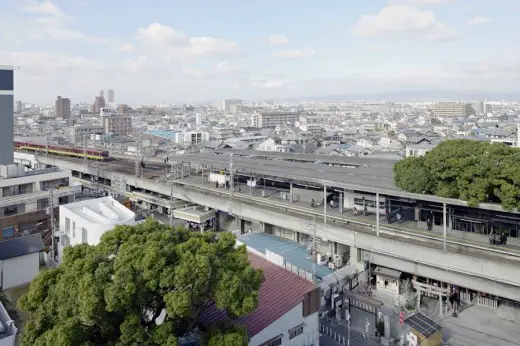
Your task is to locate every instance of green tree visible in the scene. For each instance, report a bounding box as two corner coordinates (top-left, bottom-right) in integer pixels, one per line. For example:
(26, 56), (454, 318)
(394, 139), (520, 211)
(18, 219), (263, 346)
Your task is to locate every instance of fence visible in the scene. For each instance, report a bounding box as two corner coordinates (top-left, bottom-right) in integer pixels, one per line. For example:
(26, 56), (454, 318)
(285, 261), (315, 282)
(460, 291), (498, 309)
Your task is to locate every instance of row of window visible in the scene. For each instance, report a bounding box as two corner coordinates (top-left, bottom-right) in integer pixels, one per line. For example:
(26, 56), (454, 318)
(259, 324), (305, 346)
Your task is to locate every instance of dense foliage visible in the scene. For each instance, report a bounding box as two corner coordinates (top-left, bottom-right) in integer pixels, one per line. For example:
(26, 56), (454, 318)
(18, 219), (263, 346)
(394, 139), (520, 210)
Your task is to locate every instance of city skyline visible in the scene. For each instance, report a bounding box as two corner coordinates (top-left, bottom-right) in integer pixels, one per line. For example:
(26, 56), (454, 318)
(1, 0), (519, 104)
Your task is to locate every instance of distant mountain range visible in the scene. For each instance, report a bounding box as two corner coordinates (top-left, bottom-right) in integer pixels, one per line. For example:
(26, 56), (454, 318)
(286, 91), (520, 102)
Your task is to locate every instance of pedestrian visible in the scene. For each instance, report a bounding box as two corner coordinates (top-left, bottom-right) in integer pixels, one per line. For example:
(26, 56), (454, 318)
(494, 233), (500, 246)
(427, 217), (433, 231)
(215, 181), (219, 189)
(489, 231), (495, 246)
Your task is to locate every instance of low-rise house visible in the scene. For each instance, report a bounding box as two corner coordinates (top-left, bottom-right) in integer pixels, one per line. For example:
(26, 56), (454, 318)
(200, 252), (320, 346)
(0, 234), (45, 289)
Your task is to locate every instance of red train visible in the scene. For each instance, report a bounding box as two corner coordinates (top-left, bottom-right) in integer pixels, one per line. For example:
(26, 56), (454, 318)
(14, 141), (110, 161)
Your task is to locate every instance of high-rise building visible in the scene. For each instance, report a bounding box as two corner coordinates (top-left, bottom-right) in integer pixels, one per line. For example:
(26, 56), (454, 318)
(94, 96), (106, 115)
(251, 111), (301, 128)
(216, 98), (242, 113)
(99, 89), (104, 98)
(56, 96), (71, 120)
(118, 104), (130, 114)
(0, 67), (14, 165)
(433, 102), (474, 118)
(107, 89), (114, 103)
(15, 100), (22, 113)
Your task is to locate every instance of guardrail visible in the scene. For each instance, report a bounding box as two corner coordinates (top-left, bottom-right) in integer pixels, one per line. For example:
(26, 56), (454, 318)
(175, 180), (520, 259)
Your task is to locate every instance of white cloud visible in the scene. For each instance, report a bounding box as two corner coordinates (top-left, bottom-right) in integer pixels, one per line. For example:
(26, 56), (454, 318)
(274, 49), (316, 59)
(252, 79), (285, 89)
(268, 34), (289, 45)
(23, 1), (68, 17)
(136, 23), (238, 59)
(467, 16), (492, 26)
(403, 0), (453, 5)
(351, 5), (457, 41)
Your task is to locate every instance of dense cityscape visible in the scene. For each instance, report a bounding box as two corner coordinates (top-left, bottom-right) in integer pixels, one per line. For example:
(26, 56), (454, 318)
(2, 1), (520, 346)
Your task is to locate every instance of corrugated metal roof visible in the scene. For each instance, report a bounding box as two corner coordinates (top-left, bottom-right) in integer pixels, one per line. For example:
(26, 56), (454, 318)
(0, 233), (45, 260)
(199, 252), (318, 337)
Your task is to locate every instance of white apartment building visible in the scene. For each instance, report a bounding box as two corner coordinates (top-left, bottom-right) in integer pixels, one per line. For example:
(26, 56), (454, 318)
(103, 115), (132, 136)
(251, 112), (301, 128)
(174, 131), (210, 146)
(0, 163), (77, 241)
(58, 196), (136, 262)
(216, 98), (242, 113)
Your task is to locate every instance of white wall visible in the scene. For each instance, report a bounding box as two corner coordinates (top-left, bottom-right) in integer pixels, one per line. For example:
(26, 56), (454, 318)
(0, 302), (17, 346)
(0, 253), (40, 290)
(249, 302), (319, 346)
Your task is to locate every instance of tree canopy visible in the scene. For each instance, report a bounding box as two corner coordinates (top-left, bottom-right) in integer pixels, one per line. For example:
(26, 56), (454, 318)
(18, 219), (263, 346)
(394, 139), (520, 211)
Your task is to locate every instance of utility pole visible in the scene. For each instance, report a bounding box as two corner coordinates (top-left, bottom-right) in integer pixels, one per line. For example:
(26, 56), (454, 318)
(135, 138), (140, 178)
(83, 134), (87, 172)
(312, 216), (317, 283)
(45, 136), (49, 157)
(169, 183), (174, 226)
(49, 188), (55, 260)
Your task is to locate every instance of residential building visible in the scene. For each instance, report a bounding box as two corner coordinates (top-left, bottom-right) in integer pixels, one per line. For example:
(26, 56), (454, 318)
(93, 96), (106, 115)
(99, 89), (104, 99)
(103, 115), (132, 136)
(257, 138), (287, 152)
(212, 127), (235, 141)
(15, 100), (22, 114)
(405, 142), (439, 157)
(0, 67), (14, 165)
(252, 111), (301, 128)
(107, 89), (114, 103)
(0, 233), (45, 289)
(0, 301), (17, 346)
(118, 104), (131, 114)
(433, 102), (474, 118)
(174, 131), (210, 146)
(68, 124), (104, 143)
(57, 196), (135, 263)
(216, 98), (242, 112)
(0, 164), (77, 244)
(55, 96), (71, 121)
(200, 252), (320, 346)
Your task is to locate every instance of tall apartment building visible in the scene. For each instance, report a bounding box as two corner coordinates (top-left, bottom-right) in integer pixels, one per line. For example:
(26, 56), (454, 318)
(0, 164), (77, 244)
(103, 115), (132, 136)
(55, 96), (71, 121)
(212, 127), (235, 140)
(118, 104), (130, 114)
(99, 89), (104, 98)
(216, 98), (242, 113)
(174, 131), (210, 145)
(93, 96), (106, 115)
(16, 100), (22, 113)
(251, 111), (301, 128)
(0, 67), (14, 165)
(107, 89), (114, 103)
(433, 102), (475, 118)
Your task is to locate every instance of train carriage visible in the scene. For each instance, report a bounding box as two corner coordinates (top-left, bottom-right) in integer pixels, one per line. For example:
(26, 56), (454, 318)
(14, 141), (110, 161)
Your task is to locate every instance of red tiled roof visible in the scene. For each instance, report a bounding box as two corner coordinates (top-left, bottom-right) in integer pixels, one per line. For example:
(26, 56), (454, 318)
(199, 252), (318, 337)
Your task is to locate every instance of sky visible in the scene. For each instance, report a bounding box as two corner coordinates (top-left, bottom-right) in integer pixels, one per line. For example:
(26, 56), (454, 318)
(1, 0), (520, 104)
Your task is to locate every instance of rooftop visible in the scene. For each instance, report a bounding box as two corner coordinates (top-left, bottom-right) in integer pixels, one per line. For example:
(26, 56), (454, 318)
(60, 196), (135, 225)
(0, 233), (45, 261)
(237, 232), (333, 279)
(404, 312), (442, 338)
(199, 251), (318, 337)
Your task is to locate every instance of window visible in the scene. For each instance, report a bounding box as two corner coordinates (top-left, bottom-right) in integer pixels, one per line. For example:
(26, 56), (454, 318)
(260, 334), (283, 346)
(3, 205), (18, 216)
(65, 217), (70, 235)
(289, 324), (304, 340)
(82, 227), (88, 244)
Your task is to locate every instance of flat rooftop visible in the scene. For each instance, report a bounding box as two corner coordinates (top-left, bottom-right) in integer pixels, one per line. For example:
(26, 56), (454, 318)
(237, 232), (333, 279)
(60, 196), (135, 225)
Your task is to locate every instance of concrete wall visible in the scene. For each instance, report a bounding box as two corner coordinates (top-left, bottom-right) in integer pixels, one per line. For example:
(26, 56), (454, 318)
(0, 302), (16, 346)
(0, 90), (14, 165)
(249, 302), (319, 346)
(0, 252), (39, 289)
(291, 186), (324, 203)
